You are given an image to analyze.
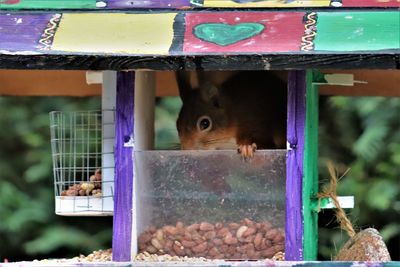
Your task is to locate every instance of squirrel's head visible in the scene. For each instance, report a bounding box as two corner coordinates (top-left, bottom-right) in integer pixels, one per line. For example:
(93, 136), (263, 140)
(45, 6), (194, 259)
(176, 71), (237, 150)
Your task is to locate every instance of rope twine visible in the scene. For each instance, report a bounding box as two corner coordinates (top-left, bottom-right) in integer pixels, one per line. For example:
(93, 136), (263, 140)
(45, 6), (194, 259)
(317, 161), (356, 238)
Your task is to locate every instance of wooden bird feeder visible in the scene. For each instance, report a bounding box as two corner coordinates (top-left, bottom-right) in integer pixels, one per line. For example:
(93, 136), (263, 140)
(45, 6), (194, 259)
(0, 0), (399, 265)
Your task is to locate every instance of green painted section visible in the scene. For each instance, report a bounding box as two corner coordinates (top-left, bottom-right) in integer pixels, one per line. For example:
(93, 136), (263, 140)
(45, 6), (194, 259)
(314, 12), (400, 51)
(303, 70), (319, 260)
(0, 0), (96, 9)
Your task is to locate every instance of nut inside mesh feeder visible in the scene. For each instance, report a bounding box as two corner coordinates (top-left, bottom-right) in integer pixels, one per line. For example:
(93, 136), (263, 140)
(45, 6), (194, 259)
(49, 110), (114, 216)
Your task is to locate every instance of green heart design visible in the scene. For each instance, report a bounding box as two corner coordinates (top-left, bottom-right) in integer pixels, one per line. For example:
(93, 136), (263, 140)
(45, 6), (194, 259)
(193, 22), (265, 46)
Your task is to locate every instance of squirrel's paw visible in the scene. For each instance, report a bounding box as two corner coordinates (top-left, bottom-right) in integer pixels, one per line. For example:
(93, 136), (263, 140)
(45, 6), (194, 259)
(237, 143), (257, 159)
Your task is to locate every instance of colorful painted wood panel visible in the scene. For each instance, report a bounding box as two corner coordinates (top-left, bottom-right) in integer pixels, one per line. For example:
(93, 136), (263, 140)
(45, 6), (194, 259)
(200, 0), (332, 8)
(0, 0), (98, 9)
(0, 13), (56, 51)
(1, 11), (398, 56)
(199, 0), (400, 7)
(314, 12), (400, 51)
(183, 12), (305, 53)
(51, 13), (176, 55)
(106, 0), (191, 8)
(342, 0), (400, 7)
(0, 0), (399, 9)
(0, 0), (191, 9)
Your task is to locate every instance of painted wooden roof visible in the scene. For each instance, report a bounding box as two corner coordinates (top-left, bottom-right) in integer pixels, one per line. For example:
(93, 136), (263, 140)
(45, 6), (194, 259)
(0, 10), (399, 70)
(0, 0), (399, 9)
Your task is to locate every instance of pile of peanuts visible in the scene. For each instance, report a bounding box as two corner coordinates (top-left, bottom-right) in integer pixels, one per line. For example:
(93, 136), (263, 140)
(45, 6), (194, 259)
(61, 169), (102, 197)
(73, 249), (112, 262)
(138, 218), (284, 260)
(135, 251), (210, 262)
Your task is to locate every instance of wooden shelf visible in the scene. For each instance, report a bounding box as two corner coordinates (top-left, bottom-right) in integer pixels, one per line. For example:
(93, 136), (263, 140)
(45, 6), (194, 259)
(1, 69), (399, 97)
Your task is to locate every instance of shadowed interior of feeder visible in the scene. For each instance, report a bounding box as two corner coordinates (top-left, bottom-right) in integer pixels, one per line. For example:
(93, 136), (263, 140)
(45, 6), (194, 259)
(134, 149), (286, 259)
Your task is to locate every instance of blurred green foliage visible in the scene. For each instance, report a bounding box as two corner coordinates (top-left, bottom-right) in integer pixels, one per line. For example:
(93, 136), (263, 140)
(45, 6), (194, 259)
(318, 96), (400, 260)
(0, 97), (112, 261)
(154, 97), (181, 150)
(0, 92), (399, 261)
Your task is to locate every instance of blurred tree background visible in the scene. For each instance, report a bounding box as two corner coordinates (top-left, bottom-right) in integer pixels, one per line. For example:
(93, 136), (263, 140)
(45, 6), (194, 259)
(0, 87), (399, 261)
(318, 96), (400, 260)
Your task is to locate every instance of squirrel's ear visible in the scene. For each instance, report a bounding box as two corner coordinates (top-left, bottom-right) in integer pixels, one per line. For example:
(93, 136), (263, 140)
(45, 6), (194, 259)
(176, 71), (191, 102)
(200, 82), (221, 108)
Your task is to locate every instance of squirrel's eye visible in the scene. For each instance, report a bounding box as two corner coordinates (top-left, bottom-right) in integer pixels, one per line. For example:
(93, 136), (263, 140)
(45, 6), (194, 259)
(197, 116), (212, 132)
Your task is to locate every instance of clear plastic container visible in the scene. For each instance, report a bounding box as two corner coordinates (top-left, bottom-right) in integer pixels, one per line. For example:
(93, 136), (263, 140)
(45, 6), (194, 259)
(135, 149), (286, 260)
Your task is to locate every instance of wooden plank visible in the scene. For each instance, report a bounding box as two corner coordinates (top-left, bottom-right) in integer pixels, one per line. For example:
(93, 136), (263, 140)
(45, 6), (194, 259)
(303, 70), (319, 260)
(342, 0), (400, 7)
(285, 70), (306, 260)
(0, 11), (398, 58)
(0, 0), (398, 9)
(0, 70), (101, 96)
(51, 13), (177, 55)
(0, 70), (174, 96)
(106, 0), (191, 8)
(199, 0), (400, 8)
(131, 71), (155, 259)
(183, 12), (306, 53)
(0, 0), (191, 9)
(320, 70), (400, 96)
(1, 69), (400, 97)
(314, 12), (400, 52)
(0, 0), (97, 9)
(112, 71), (135, 261)
(101, 71), (117, 216)
(200, 0), (329, 8)
(1, 70), (399, 97)
(0, 54), (398, 70)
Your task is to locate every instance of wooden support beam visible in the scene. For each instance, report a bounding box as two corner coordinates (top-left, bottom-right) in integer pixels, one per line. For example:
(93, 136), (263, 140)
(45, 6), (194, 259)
(320, 70), (400, 96)
(0, 70), (101, 96)
(303, 70), (319, 260)
(112, 71), (135, 262)
(1, 70), (399, 97)
(285, 70), (306, 260)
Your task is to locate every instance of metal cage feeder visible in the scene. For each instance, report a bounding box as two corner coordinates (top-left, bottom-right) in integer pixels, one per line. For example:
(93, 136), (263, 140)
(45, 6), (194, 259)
(49, 110), (115, 216)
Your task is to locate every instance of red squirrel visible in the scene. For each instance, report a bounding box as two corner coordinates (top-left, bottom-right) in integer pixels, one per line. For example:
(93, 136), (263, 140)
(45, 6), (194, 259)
(176, 71), (287, 158)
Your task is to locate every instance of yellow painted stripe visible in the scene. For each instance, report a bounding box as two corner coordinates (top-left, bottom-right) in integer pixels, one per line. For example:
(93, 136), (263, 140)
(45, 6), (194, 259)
(52, 13), (177, 55)
(203, 0), (330, 7)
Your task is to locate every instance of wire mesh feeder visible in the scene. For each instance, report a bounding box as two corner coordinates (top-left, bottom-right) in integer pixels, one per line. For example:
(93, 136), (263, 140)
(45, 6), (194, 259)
(49, 110), (114, 216)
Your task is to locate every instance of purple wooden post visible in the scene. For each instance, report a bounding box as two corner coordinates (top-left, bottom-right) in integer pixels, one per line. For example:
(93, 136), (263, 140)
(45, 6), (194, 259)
(285, 70), (306, 260)
(112, 71), (135, 261)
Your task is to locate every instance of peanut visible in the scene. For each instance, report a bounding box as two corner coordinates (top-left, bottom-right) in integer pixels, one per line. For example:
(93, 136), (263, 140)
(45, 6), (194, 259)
(254, 233), (263, 250)
(173, 243), (185, 256)
(199, 222), (214, 231)
(216, 227), (229, 238)
(203, 231), (216, 240)
(266, 228), (279, 240)
(163, 225), (178, 236)
(223, 233), (238, 245)
(186, 223), (200, 232)
(151, 238), (163, 250)
(192, 242), (208, 253)
(242, 227), (256, 238)
(236, 225), (248, 239)
(155, 229), (164, 241)
(182, 240), (196, 248)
